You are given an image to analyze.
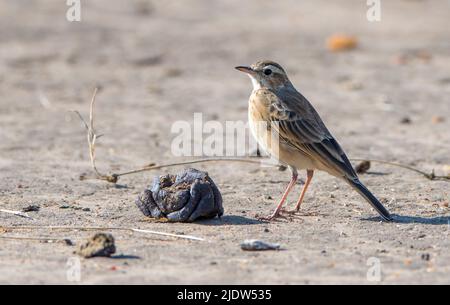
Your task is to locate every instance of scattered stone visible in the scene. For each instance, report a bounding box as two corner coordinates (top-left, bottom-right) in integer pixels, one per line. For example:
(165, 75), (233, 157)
(240, 239), (280, 251)
(355, 160), (371, 174)
(75, 233), (116, 258)
(421, 253), (431, 261)
(431, 116), (445, 124)
(63, 239), (74, 246)
(400, 117), (412, 124)
(22, 205), (40, 212)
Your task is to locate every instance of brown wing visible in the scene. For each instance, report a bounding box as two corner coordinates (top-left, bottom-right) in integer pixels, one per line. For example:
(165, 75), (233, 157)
(258, 88), (358, 179)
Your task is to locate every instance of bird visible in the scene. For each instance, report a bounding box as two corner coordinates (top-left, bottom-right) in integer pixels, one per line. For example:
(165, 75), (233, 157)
(235, 60), (392, 222)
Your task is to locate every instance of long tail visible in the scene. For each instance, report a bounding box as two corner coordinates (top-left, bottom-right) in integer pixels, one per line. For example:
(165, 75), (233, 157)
(345, 178), (393, 221)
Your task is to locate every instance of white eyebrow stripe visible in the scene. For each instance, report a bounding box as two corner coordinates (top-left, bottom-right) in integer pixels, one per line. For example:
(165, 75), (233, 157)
(263, 65), (284, 74)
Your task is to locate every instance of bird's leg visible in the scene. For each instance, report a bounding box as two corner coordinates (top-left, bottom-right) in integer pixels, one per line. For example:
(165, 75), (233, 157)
(259, 169), (298, 221)
(291, 169), (314, 213)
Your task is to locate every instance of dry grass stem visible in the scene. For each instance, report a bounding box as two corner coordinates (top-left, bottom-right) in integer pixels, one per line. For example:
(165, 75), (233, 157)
(1, 225), (205, 242)
(74, 89), (450, 183)
(0, 209), (33, 219)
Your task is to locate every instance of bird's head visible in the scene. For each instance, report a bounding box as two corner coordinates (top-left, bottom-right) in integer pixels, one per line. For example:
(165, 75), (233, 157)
(235, 60), (292, 91)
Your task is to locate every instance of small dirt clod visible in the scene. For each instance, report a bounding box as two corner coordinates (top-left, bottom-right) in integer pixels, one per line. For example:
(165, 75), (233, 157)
(355, 160), (371, 174)
(240, 239), (280, 251)
(75, 233), (116, 258)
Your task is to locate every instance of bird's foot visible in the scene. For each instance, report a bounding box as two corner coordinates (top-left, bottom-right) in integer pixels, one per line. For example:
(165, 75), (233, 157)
(257, 211), (287, 222)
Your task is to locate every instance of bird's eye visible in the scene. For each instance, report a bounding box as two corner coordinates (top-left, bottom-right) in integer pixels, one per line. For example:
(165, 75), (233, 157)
(263, 68), (272, 76)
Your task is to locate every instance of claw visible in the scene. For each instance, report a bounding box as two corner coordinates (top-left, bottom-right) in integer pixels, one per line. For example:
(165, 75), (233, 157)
(257, 212), (287, 222)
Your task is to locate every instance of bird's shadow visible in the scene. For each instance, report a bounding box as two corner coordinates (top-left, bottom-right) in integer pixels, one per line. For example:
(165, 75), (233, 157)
(197, 215), (264, 226)
(365, 171), (390, 176)
(110, 254), (141, 260)
(363, 214), (450, 225)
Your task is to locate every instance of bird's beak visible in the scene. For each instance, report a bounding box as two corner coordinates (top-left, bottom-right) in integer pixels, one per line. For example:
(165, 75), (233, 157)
(235, 66), (255, 75)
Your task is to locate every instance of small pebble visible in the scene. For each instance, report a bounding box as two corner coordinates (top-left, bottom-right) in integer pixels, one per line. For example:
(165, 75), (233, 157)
(431, 116), (445, 124)
(22, 205), (40, 212)
(400, 117), (412, 124)
(355, 160), (371, 174)
(240, 239), (280, 251)
(75, 233), (116, 258)
(421, 253), (431, 261)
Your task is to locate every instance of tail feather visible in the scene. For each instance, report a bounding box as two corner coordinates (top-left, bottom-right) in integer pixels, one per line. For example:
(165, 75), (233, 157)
(345, 178), (392, 221)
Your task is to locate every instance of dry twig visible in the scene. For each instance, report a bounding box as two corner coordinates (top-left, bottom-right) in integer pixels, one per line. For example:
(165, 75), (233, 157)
(0, 236), (73, 245)
(72, 88), (114, 183)
(351, 158), (450, 181)
(0, 209), (33, 219)
(1, 225), (205, 242)
(74, 88), (450, 183)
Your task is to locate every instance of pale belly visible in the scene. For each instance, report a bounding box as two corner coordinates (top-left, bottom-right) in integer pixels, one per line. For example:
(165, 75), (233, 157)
(248, 104), (317, 171)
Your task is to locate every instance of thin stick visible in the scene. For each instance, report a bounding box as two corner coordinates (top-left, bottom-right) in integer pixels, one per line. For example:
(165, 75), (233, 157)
(79, 157), (276, 183)
(351, 158), (450, 181)
(0, 209), (33, 219)
(81, 156), (450, 183)
(0, 236), (71, 243)
(72, 88), (114, 183)
(74, 89), (449, 183)
(1, 226), (205, 242)
(131, 228), (204, 241)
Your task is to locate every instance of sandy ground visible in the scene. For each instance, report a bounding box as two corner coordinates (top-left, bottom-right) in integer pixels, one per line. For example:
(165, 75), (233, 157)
(1, 0), (450, 284)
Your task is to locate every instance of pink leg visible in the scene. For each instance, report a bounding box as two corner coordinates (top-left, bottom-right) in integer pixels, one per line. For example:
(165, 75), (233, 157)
(293, 170), (314, 212)
(261, 170), (298, 220)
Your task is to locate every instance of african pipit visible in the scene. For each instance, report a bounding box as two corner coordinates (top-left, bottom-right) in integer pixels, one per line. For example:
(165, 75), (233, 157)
(236, 60), (392, 221)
